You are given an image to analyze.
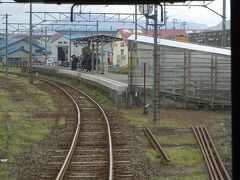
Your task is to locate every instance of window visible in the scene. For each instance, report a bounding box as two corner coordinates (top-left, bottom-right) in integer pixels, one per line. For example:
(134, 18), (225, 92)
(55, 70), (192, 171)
(64, 42), (67, 44)
(35, 49), (42, 53)
(58, 41), (62, 44)
(20, 46), (24, 49)
(121, 49), (124, 55)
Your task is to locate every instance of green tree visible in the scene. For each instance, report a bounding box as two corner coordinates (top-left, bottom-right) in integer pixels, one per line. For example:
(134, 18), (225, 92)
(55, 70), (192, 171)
(82, 46), (92, 58)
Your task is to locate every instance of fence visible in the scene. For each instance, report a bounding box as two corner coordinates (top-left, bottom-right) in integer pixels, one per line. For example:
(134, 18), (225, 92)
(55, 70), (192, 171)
(128, 36), (231, 108)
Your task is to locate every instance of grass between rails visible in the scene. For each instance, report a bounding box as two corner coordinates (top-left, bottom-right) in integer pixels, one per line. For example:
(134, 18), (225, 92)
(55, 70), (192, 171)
(0, 74), (56, 178)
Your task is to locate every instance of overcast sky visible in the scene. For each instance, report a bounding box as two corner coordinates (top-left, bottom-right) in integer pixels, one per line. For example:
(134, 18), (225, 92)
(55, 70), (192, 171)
(0, 0), (231, 31)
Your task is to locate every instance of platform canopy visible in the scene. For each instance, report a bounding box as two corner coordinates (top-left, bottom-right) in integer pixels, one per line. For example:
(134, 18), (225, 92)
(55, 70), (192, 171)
(72, 34), (122, 45)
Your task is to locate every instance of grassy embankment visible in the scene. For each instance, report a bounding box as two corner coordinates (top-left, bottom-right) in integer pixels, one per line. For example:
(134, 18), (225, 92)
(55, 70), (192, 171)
(0, 72), (57, 178)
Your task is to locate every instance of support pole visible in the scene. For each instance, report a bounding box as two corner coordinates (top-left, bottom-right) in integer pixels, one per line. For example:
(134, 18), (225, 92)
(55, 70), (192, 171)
(5, 14), (10, 76)
(44, 26), (47, 65)
(69, 28), (72, 68)
(91, 40), (94, 71)
(96, 20), (99, 73)
(143, 62), (147, 114)
(222, 0), (226, 47)
(101, 37), (104, 74)
(153, 4), (160, 123)
(29, 2), (33, 84)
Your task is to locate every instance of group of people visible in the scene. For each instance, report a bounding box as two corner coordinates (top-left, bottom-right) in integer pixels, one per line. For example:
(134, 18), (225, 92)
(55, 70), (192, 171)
(71, 54), (98, 72)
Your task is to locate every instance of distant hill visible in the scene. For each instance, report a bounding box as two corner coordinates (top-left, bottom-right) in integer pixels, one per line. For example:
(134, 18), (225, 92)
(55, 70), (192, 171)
(208, 20), (231, 30)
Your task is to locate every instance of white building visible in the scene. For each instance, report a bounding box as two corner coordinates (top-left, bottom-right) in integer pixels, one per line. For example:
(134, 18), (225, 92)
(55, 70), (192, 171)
(50, 34), (84, 63)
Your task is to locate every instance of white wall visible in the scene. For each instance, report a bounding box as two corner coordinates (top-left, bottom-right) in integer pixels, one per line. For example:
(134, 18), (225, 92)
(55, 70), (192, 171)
(51, 36), (83, 61)
(112, 31), (128, 67)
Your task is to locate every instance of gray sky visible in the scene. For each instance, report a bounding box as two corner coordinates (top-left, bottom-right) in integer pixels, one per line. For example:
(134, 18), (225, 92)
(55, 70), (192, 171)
(0, 0), (231, 31)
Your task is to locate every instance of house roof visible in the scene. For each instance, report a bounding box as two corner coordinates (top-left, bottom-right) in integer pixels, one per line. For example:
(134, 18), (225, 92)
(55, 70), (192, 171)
(73, 35), (122, 44)
(51, 34), (62, 42)
(127, 34), (230, 56)
(0, 37), (45, 50)
(117, 28), (188, 45)
(0, 47), (30, 56)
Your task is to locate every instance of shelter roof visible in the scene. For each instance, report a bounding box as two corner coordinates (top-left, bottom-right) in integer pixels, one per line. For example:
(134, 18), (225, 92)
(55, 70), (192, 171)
(72, 34), (122, 44)
(128, 34), (230, 56)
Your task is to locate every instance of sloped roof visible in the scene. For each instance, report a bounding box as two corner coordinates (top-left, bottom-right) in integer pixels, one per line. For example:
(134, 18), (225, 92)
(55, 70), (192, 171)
(117, 28), (146, 44)
(127, 35), (230, 56)
(147, 29), (188, 37)
(51, 34), (62, 42)
(0, 37), (45, 50)
(0, 47), (29, 56)
(117, 28), (188, 45)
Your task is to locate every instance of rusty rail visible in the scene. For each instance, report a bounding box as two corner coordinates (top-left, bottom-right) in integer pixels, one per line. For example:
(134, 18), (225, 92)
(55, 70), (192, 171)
(39, 76), (113, 180)
(192, 126), (231, 180)
(143, 127), (170, 163)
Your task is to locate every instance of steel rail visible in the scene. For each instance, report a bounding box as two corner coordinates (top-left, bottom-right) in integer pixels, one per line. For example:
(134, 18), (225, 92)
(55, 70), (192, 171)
(0, 71), (113, 180)
(192, 126), (214, 180)
(192, 126), (231, 180)
(203, 126), (231, 180)
(143, 127), (170, 163)
(38, 76), (113, 180)
(43, 80), (81, 180)
(199, 126), (224, 180)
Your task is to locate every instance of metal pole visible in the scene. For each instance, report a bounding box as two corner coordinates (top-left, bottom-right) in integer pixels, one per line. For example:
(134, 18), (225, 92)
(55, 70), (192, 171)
(143, 62), (146, 114)
(69, 28), (72, 68)
(5, 14), (9, 76)
(91, 40), (94, 71)
(153, 4), (159, 123)
(44, 26), (47, 65)
(96, 20), (99, 73)
(222, 0), (226, 47)
(164, 3), (167, 29)
(101, 37), (104, 74)
(29, 2), (33, 84)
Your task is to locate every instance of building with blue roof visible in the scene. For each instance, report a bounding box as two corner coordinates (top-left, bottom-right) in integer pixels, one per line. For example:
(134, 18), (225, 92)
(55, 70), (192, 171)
(0, 37), (46, 64)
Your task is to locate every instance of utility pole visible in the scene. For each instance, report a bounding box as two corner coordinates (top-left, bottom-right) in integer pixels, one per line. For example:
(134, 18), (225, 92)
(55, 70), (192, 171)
(44, 26), (47, 65)
(1, 14), (12, 76)
(222, 0), (226, 47)
(153, 4), (159, 123)
(172, 18), (177, 29)
(164, 3), (167, 29)
(96, 20), (99, 73)
(29, 2), (33, 84)
(69, 28), (72, 68)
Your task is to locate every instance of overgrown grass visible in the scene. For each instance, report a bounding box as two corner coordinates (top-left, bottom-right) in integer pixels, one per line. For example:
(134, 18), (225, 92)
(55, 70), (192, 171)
(156, 135), (195, 146)
(109, 66), (128, 74)
(0, 75), (57, 176)
(146, 149), (161, 163)
(165, 146), (203, 166)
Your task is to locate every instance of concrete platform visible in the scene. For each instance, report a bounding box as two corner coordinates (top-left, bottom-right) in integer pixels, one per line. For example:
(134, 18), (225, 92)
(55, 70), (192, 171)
(33, 66), (128, 106)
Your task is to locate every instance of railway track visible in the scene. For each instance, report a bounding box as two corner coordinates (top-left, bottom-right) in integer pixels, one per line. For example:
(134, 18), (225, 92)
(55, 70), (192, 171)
(37, 78), (113, 179)
(1, 72), (134, 179)
(192, 126), (231, 180)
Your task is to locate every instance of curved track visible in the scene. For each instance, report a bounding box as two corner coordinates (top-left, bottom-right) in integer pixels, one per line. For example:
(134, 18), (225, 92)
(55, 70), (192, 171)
(40, 78), (113, 180)
(1, 71), (135, 179)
